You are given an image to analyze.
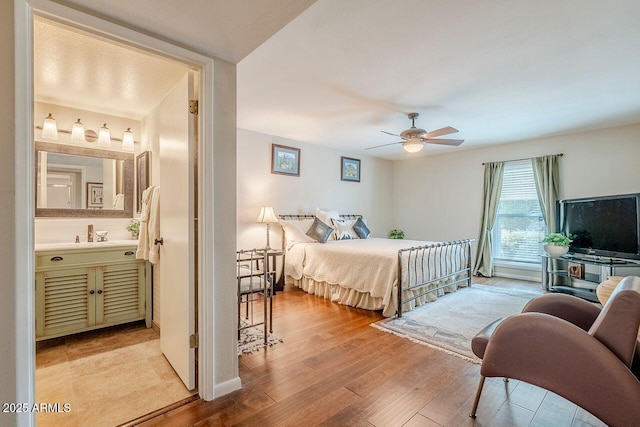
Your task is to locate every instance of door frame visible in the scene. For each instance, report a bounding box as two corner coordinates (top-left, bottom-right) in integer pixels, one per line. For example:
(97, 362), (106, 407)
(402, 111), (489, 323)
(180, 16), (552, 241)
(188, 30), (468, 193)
(14, 1), (229, 424)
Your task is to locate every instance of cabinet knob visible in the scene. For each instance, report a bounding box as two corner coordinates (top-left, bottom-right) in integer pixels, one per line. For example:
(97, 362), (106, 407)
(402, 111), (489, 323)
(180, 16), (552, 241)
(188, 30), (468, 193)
(50, 256), (64, 261)
(97, 290), (103, 294)
(89, 290), (95, 295)
(155, 237), (164, 246)
(124, 251), (135, 256)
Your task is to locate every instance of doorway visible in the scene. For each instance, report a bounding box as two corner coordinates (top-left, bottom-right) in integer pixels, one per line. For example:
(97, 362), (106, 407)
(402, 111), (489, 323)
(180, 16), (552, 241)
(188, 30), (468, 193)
(32, 13), (200, 426)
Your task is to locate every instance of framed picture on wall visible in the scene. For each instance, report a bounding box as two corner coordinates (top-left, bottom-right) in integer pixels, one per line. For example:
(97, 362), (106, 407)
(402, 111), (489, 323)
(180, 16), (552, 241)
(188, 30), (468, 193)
(86, 182), (104, 209)
(341, 156), (360, 182)
(271, 144), (300, 176)
(136, 151), (151, 213)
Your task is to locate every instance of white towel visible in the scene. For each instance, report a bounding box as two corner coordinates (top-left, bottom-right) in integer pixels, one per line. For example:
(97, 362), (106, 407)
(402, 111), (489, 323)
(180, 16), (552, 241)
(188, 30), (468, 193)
(148, 187), (161, 265)
(136, 186), (161, 263)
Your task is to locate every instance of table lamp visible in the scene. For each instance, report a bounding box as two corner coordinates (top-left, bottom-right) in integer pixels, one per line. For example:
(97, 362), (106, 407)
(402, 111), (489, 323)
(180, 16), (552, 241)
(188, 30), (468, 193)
(256, 206), (279, 250)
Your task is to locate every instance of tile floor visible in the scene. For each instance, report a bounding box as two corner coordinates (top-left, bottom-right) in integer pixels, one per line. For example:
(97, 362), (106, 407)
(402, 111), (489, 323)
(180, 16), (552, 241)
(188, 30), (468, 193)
(36, 321), (194, 427)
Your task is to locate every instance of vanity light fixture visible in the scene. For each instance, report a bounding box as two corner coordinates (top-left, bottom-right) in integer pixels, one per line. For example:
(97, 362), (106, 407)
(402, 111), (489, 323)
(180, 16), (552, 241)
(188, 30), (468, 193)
(41, 113), (59, 141)
(121, 128), (134, 151)
(97, 123), (111, 147)
(70, 119), (86, 143)
(36, 119), (137, 148)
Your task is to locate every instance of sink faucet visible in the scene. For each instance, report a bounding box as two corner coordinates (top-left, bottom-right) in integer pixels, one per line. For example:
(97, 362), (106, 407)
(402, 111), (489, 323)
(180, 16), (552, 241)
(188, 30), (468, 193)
(88, 224), (94, 242)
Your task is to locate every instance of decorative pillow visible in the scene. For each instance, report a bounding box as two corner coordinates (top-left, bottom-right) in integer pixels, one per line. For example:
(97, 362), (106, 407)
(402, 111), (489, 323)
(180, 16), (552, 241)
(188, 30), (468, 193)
(331, 218), (354, 240)
(315, 208), (340, 240)
(353, 217), (371, 239)
(306, 217), (334, 243)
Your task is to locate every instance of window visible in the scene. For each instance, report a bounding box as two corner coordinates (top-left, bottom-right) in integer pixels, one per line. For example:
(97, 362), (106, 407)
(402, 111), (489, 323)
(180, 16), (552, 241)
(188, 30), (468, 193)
(492, 161), (547, 264)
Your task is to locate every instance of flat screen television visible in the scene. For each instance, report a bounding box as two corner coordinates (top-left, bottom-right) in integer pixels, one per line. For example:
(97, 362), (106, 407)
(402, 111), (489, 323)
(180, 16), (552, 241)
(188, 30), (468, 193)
(559, 193), (640, 260)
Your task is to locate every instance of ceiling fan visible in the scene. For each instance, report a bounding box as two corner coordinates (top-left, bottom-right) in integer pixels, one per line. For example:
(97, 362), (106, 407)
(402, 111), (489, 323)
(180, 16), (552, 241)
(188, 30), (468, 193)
(366, 112), (464, 153)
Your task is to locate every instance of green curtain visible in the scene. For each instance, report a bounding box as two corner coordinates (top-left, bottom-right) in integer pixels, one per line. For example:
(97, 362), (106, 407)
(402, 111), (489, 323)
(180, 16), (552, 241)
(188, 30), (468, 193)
(473, 162), (504, 277)
(531, 155), (560, 233)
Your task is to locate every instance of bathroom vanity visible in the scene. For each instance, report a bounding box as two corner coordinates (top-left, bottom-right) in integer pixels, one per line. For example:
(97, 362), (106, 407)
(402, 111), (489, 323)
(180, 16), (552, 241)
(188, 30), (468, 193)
(35, 241), (150, 340)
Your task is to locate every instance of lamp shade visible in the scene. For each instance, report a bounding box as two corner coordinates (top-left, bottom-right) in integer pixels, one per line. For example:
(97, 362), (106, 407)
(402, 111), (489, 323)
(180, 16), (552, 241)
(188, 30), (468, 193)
(121, 128), (134, 151)
(71, 119), (86, 143)
(256, 206), (279, 223)
(97, 123), (111, 147)
(41, 113), (59, 140)
(402, 138), (424, 153)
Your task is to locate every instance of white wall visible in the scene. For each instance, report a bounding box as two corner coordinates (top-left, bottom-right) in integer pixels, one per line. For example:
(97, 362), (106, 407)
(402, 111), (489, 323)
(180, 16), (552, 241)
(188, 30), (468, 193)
(393, 123), (640, 280)
(237, 128), (395, 250)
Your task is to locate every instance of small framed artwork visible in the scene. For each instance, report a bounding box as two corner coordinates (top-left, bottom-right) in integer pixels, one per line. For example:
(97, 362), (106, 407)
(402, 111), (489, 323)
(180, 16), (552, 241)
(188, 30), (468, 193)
(271, 144), (300, 176)
(568, 262), (585, 279)
(86, 182), (104, 209)
(341, 156), (361, 182)
(136, 151), (151, 212)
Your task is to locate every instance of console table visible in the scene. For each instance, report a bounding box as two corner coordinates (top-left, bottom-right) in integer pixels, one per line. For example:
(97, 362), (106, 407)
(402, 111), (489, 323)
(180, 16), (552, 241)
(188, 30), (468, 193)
(542, 254), (640, 302)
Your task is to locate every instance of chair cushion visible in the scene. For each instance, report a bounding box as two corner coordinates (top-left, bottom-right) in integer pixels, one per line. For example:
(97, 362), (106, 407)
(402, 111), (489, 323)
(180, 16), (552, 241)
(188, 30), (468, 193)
(471, 317), (505, 359)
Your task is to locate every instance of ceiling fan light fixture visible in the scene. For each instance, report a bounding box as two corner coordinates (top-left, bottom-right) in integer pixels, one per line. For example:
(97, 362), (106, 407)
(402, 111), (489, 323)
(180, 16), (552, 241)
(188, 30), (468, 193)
(402, 138), (424, 153)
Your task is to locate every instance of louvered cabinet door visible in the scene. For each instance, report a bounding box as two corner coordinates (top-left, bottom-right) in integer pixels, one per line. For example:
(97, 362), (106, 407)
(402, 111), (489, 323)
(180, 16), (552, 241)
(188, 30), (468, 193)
(95, 262), (146, 327)
(35, 267), (95, 339)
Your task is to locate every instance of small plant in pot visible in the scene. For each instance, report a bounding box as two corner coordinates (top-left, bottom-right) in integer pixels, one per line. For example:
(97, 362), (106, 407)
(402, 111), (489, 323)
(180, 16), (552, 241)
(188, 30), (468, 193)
(389, 229), (405, 239)
(542, 232), (572, 258)
(127, 219), (140, 240)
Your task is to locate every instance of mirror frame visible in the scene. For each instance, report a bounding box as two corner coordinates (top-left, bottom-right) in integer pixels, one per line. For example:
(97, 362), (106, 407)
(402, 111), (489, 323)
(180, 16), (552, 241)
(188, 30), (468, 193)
(35, 141), (134, 218)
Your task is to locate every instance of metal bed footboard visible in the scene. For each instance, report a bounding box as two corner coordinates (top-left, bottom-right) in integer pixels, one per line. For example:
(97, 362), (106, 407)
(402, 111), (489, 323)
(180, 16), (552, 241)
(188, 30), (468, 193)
(396, 239), (474, 318)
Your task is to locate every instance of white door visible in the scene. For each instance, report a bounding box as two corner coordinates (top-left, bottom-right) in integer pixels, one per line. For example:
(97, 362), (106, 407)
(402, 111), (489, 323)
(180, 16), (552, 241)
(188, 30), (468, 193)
(159, 71), (196, 390)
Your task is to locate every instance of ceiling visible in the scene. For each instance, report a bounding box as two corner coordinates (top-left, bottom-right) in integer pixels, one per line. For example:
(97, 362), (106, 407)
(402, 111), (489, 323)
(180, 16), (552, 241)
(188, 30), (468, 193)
(34, 18), (190, 120)
(237, 0), (640, 160)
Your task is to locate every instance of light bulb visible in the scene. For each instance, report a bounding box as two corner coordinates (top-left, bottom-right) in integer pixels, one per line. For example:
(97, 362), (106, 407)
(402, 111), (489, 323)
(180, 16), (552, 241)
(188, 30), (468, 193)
(121, 128), (134, 151)
(97, 123), (111, 147)
(71, 119), (86, 143)
(41, 113), (59, 140)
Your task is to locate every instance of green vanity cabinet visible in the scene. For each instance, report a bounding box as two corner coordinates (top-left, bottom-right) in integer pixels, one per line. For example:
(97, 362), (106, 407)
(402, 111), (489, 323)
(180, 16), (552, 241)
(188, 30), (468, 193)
(35, 244), (151, 340)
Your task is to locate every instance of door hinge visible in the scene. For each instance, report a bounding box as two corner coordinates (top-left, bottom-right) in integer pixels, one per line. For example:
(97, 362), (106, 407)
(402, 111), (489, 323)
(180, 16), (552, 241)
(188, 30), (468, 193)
(190, 333), (199, 348)
(189, 100), (198, 115)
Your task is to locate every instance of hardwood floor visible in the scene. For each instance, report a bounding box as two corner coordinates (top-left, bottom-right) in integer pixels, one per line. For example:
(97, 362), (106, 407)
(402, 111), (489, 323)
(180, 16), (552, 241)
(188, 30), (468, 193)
(138, 278), (606, 427)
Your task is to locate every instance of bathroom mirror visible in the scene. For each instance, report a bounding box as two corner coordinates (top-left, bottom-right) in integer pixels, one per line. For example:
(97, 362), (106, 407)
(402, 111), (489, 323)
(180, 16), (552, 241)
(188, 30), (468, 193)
(35, 141), (134, 218)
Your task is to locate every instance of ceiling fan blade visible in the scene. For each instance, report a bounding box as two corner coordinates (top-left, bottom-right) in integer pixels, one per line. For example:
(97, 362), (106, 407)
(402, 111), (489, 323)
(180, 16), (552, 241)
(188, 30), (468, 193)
(381, 130), (403, 138)
(365, 141), (404, 150)
(423, 126), (459, 138)
(422, 138), (464, 146)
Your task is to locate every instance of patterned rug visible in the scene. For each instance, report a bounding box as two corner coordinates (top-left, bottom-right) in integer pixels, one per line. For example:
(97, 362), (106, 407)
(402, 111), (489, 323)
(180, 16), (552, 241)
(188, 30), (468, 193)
(371, 284), (538, 363)
(237, 319), (282, 355)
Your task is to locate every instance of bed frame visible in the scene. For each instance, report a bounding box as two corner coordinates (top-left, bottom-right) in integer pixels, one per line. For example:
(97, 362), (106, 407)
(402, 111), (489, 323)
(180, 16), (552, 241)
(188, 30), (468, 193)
(279, 214), (474, 318)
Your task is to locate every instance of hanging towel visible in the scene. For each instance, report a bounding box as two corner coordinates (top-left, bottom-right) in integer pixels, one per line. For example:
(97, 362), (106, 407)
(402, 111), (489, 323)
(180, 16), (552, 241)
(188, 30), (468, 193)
(136, 186), (160, 262)
(148, 186), (161, 265)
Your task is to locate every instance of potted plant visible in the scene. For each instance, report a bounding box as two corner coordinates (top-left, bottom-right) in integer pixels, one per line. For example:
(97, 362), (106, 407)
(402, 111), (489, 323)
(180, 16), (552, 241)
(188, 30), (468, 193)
(127, 219), (140, 240)
(389, 229), (405, 239)
(542, 232), (572, 258)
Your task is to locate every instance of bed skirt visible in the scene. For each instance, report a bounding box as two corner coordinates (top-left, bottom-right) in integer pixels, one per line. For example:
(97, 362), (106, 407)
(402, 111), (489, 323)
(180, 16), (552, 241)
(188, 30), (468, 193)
(287, 275), (467, 317)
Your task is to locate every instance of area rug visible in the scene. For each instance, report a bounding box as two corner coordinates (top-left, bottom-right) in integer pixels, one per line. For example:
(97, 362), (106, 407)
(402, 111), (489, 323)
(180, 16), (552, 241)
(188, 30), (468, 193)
(371, 285), (538, 363)
(237, 320), (282, 356)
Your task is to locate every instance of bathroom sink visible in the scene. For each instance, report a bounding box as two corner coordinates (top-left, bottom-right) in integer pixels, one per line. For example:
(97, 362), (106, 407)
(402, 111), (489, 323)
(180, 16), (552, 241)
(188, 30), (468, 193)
(35, 240), (138, 252)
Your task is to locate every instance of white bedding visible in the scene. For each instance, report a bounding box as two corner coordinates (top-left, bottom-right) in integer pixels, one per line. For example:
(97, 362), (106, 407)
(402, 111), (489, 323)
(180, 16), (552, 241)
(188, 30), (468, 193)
(284, 238), (468, 316)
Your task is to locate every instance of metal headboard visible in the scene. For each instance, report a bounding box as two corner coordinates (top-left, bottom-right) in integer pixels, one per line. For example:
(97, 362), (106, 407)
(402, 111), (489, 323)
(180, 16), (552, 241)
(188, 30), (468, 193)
(278, 214), (363, 221)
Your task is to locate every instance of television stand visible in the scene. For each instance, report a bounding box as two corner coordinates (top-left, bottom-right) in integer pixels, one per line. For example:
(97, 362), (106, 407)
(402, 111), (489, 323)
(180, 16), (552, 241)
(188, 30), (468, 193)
(541, 254), (640, 303)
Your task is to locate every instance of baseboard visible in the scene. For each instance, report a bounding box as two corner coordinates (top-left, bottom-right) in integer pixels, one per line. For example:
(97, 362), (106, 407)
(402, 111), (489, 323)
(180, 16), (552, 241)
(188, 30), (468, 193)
(494, 271), (542, 283)
(213, 376), (242, 399)
(152, 320), (160, 334)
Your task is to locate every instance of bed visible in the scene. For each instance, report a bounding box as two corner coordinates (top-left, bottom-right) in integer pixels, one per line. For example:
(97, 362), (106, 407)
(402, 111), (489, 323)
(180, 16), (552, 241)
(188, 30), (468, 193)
(280, 214), (474, 317)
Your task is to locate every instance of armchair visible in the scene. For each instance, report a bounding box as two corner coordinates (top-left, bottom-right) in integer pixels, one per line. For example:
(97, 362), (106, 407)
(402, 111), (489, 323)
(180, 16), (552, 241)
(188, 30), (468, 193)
(470, 276), (640, 427)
